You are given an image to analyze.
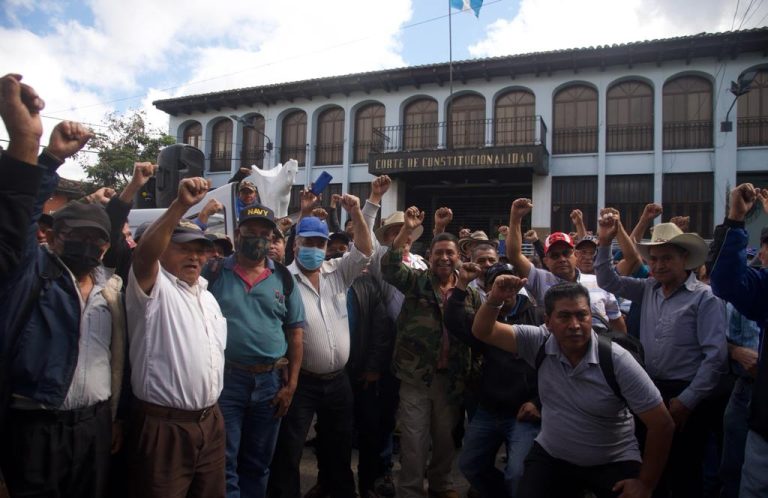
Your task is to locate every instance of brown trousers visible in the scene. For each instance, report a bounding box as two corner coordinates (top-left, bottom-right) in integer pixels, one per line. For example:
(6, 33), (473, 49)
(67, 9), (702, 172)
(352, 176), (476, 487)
(127, 400), (226, 498)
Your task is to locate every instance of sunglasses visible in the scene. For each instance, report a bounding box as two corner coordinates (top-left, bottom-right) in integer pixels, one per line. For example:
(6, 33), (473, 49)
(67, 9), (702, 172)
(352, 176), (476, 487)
(547, 248), (574, 260)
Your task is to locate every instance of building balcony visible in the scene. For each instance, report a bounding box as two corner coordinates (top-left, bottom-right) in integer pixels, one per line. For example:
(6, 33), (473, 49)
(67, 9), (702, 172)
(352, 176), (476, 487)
(369, 116), (549, 175)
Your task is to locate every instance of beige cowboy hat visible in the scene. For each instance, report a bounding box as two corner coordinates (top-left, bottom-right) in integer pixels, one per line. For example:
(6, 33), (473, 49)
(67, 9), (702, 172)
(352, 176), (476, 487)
(458, 230), (499, 254)
(375, 211), (424, 244)
(636, 222), (708, 270)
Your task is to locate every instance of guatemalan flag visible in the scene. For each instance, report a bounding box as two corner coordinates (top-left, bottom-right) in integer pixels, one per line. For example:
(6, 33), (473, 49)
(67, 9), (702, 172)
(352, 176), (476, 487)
(451, 0), (483, 17)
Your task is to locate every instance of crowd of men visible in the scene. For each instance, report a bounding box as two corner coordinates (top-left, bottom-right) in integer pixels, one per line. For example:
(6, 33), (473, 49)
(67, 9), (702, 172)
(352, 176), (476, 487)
(1, 72), (767, 498)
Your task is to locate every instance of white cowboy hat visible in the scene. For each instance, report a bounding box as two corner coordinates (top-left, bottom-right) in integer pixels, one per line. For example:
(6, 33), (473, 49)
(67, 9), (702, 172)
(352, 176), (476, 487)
(375, 211), (424, 244)
(636, 222), (708, 270)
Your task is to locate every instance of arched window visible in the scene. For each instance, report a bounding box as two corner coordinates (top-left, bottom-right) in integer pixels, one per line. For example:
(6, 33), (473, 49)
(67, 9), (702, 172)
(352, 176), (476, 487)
(281, 111), (307, 166)
(353, 103), (385, 163)
(553, 85), (598, 154)
(210, 119), (233, 172)
(316, 107), (345, 165)
(403, 98), (438, 151)
(663, 75), (713, 149)
(448, 94), (485, 148)
(606, 80), (653, 152)
(495, 90), (535, 145)
(242, 115), (266, 168)
(738, 69), (768, 146)
(182, 122), (202, 149)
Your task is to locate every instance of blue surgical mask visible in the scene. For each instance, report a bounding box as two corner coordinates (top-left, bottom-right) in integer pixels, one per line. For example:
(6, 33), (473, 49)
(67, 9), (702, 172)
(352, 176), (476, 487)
(297, 246), (325, 270)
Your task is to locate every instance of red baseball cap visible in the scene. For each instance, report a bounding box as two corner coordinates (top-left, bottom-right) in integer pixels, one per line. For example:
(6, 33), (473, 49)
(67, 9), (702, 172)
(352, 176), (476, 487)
(544, 232), (575, 254)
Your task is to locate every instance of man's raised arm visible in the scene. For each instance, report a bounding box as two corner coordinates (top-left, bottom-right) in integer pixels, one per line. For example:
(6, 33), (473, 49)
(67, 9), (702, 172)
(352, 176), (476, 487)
(505, 198), (533, 277)
(132, 177), (209, 293)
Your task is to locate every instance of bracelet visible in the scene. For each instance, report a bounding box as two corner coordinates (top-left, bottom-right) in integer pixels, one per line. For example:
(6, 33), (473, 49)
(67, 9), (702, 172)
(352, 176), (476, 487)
(485, 300), (505, 309)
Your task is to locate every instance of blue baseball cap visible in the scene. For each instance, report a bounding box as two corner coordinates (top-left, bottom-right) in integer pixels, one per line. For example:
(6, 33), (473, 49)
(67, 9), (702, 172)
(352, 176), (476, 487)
(296, 216), (329, 239)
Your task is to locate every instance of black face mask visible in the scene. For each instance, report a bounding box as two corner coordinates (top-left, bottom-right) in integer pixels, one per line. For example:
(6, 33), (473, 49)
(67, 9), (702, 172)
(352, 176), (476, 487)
(238, 235), (269, 261)
(325, 251), (345, 261)
(58, 240), (102, 277)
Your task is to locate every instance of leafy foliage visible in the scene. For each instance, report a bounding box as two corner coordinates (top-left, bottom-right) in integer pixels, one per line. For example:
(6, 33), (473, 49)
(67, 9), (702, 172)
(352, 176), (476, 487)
(79, 110), (175, 190)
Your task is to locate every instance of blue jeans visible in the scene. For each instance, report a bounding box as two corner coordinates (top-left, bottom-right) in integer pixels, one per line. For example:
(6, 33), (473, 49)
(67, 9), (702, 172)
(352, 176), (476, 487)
(740, 430), (768, 498)
(720, 377), (753, 498)
(219, 367), (282, 498)
(459, 406), (540, 497)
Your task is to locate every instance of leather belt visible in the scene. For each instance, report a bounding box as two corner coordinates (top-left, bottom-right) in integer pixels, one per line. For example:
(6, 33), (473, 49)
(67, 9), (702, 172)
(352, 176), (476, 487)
(136, 399), (215, 422)
(300, 369), (344, 381)
(227, 357), (289, 374)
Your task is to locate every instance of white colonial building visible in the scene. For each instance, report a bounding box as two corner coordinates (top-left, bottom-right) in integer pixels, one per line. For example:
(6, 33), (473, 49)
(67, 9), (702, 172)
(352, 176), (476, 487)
(154, 28), (768, 246)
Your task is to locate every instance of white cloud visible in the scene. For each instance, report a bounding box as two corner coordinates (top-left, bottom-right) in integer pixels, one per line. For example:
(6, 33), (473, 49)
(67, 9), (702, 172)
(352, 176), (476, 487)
(467, 0), (749, 58)
(0, 0), (413, 180)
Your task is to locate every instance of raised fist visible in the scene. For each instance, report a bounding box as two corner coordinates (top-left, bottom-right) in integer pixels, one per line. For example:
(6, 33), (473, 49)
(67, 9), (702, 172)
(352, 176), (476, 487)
(570, 209), (583, 224)
(670, 215), (690, 232)
(511, 198), (533, 220)
(523, 229), (538, 243)
(729, 183), (758, 221)
(458, 262), (482, 285)
(489, 274), (527, 303)
(641, 203), (663, 222)
(47, 121), (94, 160)
(312, 207), (329, 220)
(371, 175), (392, 198)
(177, 177), (210, 208)
(403, 206), (425, 231)
(340, 194), (361, 213)
(131, 162), (156, 187)
(434, 207), (453, 226)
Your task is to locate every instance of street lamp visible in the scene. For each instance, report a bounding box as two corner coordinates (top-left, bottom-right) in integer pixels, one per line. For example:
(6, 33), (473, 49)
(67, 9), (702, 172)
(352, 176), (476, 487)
(230, 114), (274, 152)
(721, 70), (758, 132)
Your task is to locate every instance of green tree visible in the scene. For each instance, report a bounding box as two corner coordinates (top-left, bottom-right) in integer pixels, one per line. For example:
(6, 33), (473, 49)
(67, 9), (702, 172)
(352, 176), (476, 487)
(79, 109), (175, 190)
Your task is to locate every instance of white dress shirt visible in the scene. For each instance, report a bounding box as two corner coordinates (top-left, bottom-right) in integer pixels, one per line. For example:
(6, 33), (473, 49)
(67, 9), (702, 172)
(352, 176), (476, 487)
(288, 246), (371, 374)
(126, 266), (227, 410)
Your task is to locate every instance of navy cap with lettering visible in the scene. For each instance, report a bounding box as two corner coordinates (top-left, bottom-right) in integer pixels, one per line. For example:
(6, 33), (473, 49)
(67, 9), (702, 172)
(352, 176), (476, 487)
(238, 203), (277, 229)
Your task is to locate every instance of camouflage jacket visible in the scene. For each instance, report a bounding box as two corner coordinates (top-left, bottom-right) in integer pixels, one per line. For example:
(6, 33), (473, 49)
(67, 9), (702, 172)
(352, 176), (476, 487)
(381, 248), (481, 403)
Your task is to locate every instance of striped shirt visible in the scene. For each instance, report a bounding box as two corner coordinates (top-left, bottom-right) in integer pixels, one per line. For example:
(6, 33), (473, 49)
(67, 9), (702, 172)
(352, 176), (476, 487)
(288, 245), (371, 374)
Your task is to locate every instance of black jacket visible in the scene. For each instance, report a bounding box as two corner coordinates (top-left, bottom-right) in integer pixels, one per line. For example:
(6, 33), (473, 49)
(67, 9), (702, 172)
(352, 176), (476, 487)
(346, 273), (394, 377)
(445, 287), (544, 416)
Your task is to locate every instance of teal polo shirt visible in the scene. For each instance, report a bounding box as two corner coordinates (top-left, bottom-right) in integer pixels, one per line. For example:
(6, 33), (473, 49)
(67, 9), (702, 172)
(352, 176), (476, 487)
(206, 256), (305, 365)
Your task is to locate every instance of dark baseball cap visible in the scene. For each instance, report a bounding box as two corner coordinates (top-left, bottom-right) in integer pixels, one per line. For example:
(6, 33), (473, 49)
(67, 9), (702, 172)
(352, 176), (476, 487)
(171, 220), (213, 246)
(239, 204), (277, 229)
(53, 201), (111, 241)
(485, 262), (516, 286)
(575, 235), (598, 249)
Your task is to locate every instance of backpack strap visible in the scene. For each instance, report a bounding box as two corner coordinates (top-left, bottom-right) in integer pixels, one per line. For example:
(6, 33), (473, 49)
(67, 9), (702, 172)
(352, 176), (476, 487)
(273, 261), (294, 297)
(534, 334), (550, 370)
(597, 334), (627, 406)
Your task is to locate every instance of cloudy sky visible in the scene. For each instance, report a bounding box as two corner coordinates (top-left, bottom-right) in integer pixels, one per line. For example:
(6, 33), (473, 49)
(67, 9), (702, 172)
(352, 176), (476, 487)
(1, 0), (765, 179)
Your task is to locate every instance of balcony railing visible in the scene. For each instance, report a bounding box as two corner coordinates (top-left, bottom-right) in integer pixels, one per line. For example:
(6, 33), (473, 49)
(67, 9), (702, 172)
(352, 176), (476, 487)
(315, 143), (344, 166)
(210, 151), (232, 172)
(738, 117), (768, 147)
(663, 120), (713, 150)
(240, 147), (269, 168)
(606, 124), (653, 152)
(372, 116), (547, 153)
(552, 126), (598, 154)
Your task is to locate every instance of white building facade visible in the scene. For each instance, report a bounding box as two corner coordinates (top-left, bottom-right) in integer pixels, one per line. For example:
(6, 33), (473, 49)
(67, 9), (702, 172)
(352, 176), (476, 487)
(155, 29), (768, 246)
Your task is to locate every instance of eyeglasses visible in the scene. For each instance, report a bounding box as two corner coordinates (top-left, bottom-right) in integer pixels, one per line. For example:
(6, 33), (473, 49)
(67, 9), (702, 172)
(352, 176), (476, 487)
(547, 249), (574, 260)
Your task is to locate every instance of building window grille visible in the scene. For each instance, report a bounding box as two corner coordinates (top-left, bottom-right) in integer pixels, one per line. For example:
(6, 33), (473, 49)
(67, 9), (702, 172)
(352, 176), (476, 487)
(210, 119), (233, 172)
(281, 111), (307, 166)
(553, 85), (598, 154)
(606, 81), (654, 152)
(662, 76), (713, 150)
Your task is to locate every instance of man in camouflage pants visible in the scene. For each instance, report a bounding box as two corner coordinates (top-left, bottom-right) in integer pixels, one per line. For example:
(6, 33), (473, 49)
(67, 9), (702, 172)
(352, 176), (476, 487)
(381, 207), (481, 498)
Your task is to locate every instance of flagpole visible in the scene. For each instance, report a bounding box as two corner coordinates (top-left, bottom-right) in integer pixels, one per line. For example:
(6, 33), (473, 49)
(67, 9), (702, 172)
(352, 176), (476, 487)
(448, 0), (454, 147)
